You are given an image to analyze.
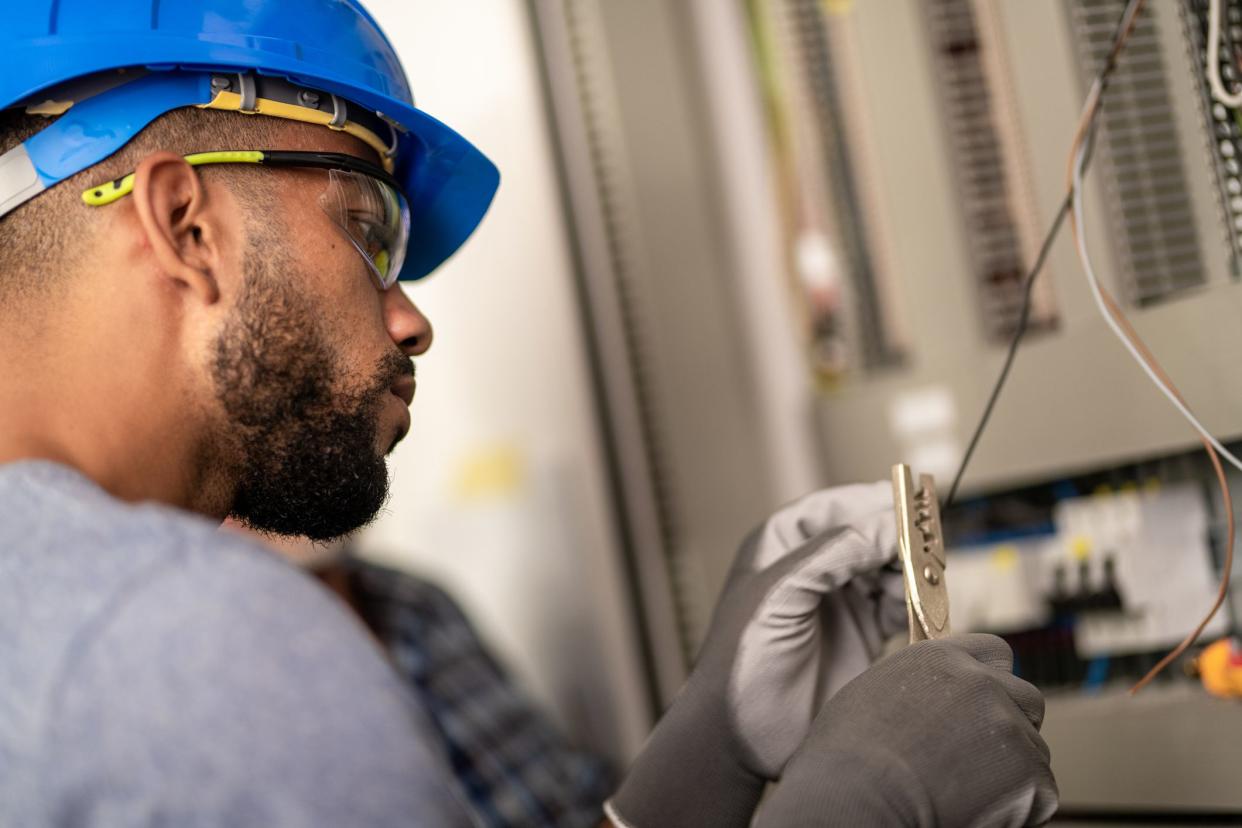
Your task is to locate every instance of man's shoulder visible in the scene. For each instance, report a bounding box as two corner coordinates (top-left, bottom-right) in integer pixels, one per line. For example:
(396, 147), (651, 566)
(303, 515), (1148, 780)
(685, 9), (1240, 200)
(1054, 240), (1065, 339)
(0, 458), (393, 729)
(45, 522), (400, 729)
(0, 459), (332, 647)
(35, 530), (476, 826)
(0, 462), (476, 826)
(0, 461), (383, 688)
(0, 458), (272, 573)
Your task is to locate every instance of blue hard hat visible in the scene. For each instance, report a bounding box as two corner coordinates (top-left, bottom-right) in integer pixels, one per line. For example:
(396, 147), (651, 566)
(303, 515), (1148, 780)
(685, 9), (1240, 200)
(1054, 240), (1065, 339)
(0, 0), (500, 282)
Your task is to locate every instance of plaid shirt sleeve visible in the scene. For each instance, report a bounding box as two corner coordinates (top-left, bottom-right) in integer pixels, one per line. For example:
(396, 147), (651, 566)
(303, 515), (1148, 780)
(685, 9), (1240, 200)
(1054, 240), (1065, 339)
(346, 559), (616, 828)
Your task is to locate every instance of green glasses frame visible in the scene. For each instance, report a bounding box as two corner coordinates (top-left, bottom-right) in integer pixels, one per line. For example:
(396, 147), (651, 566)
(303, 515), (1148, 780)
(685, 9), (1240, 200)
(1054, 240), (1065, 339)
(81, 150), (409, 288)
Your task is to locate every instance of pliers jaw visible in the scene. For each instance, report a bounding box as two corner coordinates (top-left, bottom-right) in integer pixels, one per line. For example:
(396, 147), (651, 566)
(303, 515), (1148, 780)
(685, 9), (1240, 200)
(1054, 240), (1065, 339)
(893, 464), (951, 643)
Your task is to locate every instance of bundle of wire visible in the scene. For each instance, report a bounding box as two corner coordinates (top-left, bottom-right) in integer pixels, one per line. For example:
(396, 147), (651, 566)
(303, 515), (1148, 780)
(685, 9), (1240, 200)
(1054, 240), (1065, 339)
(946, 0), (1238, 694)
(1068, 0), (1235, 694)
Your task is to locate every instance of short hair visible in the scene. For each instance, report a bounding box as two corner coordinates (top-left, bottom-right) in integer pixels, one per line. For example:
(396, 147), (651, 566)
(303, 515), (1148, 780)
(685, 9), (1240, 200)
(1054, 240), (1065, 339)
(0, 106), (290, 299)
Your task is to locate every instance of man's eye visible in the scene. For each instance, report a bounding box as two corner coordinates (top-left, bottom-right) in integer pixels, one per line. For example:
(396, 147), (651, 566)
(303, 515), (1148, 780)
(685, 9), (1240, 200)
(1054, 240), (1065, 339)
(346, 212), (387, 257)
(348, 212), (383, 236)
(348, 209), (382, 227)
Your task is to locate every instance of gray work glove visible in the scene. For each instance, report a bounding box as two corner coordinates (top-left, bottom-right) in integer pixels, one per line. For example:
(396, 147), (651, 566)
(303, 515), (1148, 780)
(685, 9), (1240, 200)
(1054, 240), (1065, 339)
(606, 482), (908, 828)
(755, 634), (1059, 827)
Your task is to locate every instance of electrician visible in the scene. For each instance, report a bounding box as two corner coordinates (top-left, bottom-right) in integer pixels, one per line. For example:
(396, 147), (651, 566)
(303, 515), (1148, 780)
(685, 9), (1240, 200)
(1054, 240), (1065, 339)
(0, 2), (1055, 825)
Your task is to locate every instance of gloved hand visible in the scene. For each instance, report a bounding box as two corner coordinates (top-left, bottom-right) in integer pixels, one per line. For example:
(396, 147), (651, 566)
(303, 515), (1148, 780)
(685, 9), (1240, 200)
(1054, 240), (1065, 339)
(606, 482), (908, 828)
(754, 634), (1059, 828)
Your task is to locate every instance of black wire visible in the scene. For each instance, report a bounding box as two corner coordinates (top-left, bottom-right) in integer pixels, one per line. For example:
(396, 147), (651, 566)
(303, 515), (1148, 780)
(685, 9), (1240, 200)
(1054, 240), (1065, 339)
(942, 0), (1142, 510)
(943, 195), (1070, 509)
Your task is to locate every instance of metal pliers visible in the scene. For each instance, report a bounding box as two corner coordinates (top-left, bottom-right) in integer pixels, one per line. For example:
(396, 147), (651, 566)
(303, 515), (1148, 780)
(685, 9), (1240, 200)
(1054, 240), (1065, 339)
(892, 464), (951, 642)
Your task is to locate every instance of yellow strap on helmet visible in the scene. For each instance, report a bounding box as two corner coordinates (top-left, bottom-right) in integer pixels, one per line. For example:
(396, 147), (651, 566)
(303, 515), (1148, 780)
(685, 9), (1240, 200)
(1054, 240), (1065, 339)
(199, 91), (395, 173)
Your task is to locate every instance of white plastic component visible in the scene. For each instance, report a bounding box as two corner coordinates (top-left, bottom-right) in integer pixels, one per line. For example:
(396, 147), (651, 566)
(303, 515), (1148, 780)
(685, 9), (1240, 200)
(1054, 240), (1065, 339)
(0, 144), (44, 220)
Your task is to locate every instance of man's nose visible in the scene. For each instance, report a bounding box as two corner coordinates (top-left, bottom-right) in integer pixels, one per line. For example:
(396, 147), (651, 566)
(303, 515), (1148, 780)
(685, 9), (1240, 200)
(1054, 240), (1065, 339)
(383, 284), (434, 357)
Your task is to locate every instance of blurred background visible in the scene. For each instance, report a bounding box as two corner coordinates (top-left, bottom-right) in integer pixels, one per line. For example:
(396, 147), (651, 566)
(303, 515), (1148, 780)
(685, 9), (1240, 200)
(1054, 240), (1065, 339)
(348, 1), (1242, 821)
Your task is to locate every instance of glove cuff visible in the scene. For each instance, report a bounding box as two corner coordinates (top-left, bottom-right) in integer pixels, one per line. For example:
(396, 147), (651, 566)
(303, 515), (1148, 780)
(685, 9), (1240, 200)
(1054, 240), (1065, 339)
(606, 694), (766, 828)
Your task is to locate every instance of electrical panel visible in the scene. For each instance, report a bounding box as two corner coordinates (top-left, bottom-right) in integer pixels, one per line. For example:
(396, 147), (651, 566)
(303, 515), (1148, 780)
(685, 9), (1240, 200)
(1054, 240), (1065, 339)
(532, 0), (1242, 809)
(936, 448), (1242, 812)
(764, 0), (1242, 496)
(729, 0), (1242, 811)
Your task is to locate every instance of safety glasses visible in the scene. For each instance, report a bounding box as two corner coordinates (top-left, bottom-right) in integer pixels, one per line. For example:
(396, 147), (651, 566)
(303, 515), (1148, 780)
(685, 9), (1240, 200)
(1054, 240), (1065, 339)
(82, 150), (411, 290)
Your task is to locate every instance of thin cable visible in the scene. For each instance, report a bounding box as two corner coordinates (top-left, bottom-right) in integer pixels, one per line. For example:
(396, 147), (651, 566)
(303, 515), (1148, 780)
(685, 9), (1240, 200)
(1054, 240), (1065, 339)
(1112, 294), (1235, 694)
(1208, 0), (1242, 108)
(943, 198), (1070, 508)
(1069, 139), (1235, 690)
(1070, 120), (1242, 476)
(1063, 4), (1237, 691)
(943, 0), (1144, 509)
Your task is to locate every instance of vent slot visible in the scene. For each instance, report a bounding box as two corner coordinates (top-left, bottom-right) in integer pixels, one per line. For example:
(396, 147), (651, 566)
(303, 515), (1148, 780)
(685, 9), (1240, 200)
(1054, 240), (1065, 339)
(1068, 0), (1206, 305)
(923, 0), (1058, 341)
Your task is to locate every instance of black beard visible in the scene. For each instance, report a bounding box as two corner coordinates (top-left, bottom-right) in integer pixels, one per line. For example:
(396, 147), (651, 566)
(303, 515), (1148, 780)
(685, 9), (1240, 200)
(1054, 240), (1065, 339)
(213, 251), (413, 541)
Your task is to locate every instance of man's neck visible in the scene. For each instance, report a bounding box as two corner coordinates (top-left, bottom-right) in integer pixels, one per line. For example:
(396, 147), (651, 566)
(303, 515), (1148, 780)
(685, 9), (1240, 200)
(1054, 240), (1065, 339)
(0, 366), (230, 519)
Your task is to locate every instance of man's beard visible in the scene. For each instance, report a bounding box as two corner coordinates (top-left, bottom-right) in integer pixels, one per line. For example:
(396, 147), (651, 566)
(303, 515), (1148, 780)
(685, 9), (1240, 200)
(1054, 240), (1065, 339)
(212, 245), (413, 541)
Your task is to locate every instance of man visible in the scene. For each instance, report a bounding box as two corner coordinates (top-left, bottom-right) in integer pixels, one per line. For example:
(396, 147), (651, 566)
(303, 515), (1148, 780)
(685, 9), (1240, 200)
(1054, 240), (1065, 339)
(0, 2), (1056, 825)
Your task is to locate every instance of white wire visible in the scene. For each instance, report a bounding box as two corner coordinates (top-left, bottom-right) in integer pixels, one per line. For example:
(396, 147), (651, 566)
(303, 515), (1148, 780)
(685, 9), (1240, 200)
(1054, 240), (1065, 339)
(1209, 0), (1242, 108)
(1070, 80), (1242, 476)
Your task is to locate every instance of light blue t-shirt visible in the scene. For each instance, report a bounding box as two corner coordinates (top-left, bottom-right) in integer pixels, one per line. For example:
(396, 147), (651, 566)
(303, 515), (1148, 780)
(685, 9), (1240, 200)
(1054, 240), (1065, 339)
(0, 460), (477, 827)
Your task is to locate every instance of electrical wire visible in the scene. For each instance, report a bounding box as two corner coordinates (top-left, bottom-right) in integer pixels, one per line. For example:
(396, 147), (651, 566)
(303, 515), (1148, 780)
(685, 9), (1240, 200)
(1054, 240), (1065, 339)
(943, 0), (1140, 510)
(938, 0), (1232, 690)
(1071, 146), (1242, 473)
(1208, 0), (1242, 108)
(1063, 0), (1237, 693)
(943, 198), (1070, 510)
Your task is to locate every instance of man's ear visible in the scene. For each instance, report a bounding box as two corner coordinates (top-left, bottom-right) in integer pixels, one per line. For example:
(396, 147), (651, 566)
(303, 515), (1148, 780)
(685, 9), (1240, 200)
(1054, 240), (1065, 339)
(130, 151), (223, 305)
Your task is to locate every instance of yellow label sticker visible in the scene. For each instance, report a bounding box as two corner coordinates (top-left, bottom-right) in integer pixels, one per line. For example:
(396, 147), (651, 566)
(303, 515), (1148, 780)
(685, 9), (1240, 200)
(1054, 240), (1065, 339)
(454, 444), (525, 501)
(991, 545), (1019, 571)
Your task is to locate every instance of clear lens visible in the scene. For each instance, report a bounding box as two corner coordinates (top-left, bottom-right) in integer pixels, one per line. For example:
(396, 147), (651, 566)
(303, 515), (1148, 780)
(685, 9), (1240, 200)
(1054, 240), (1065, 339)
(319, 168), (410, 289)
